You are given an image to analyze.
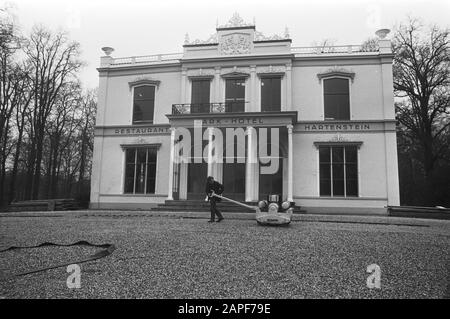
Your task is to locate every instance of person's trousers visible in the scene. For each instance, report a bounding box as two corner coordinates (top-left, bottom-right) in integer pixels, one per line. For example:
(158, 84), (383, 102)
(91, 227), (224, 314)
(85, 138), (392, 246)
(210, 197), (223, 221)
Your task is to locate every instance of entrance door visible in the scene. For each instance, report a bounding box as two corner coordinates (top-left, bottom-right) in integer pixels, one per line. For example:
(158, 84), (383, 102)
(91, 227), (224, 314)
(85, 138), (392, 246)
(187, 162), (208, 199)
(225, 78), (245, 112)
(222, 163), (245, 201)
(187, 127), (208, 199)
(222, 142), (245, 201)
(259, 158), (283, 200)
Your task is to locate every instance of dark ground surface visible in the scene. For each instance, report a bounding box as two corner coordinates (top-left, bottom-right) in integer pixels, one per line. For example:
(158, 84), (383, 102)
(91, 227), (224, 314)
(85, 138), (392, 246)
(0, 210), (449, 299)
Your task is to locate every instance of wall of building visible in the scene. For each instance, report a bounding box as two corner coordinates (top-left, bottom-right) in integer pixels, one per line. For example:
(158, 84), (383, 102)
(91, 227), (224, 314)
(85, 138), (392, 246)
(92, 38), (399, 213)
(292, 131), (387, 197)
(99, 69), (181, 126)
(291, 62), (386, 121)
(90, 134), (170, 209)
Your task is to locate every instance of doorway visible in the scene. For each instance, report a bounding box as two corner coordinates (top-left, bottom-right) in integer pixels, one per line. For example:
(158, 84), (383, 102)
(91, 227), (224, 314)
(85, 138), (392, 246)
(187, 162), (208, 199)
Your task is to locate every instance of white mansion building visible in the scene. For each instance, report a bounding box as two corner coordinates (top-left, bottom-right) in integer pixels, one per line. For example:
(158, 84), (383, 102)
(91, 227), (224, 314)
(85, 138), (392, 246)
(90, 14), (400, 214)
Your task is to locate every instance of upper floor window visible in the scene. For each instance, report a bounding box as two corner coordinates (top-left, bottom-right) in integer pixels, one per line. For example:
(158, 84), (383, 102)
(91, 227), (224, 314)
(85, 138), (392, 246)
(323, 78), (350, 120)
(261, 77), (281, 112)
(225, 78), (246, 112)
(133, 85), (155, 124)
(191, 79), (211, 113)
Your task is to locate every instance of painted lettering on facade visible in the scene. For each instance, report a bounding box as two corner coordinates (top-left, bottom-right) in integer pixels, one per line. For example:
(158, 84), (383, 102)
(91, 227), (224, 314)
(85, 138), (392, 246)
(114, 127), (170, 135)
(201, 118), (265, 126)
(303, 123), (371, 131)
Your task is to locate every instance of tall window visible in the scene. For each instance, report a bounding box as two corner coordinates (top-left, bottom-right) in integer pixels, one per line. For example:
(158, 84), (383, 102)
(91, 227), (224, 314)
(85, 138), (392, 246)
(133, 86), (155, 123)
(124, 147), (157, 194)
(225, 78), (245, 112)
(319, 145), (358, 197)
(323, 78), (350, 120)
(261, 77), (281, 112)
(191, 79), (210, 113)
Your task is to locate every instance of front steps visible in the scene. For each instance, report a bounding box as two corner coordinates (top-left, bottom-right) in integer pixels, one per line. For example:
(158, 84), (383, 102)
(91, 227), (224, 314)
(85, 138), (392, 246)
(151, 199), (305, 213)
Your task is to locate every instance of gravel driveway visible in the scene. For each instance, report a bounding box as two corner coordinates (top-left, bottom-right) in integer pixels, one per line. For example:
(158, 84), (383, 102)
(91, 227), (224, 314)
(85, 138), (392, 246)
(0, 211), (449, 298)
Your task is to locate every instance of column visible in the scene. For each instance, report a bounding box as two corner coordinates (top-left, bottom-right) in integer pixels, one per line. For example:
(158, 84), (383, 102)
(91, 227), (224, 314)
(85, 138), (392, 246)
(250, 65), (257, 112)
(286, 63), (292, 111)
(207, 127), (213, 177)
(167, 128), (176, 200)
(385, 132), (400, 205)
(179, 162), (187, 200)
(214, 67), (221, 103)
(214, 130), (223, 183)
(180, 67), (187, 104)
(245, 126), (255, 202)
(287, 124), (293, 202)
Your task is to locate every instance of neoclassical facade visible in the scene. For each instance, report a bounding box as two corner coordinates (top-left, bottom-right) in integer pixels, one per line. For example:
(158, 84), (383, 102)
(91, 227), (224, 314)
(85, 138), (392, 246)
(91, 14), (400, 214)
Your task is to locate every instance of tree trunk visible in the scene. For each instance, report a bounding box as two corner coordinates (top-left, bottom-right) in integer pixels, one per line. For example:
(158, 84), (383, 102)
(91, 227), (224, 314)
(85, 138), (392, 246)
(78, 131), (86, 195)
(50, 138), (60, 198)
(8, 129), (23, 203)
(32, 131), (45, 200)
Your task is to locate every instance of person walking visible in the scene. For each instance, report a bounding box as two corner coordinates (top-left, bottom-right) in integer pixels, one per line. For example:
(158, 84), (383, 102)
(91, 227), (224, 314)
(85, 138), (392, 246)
(205, 176), (224, 223)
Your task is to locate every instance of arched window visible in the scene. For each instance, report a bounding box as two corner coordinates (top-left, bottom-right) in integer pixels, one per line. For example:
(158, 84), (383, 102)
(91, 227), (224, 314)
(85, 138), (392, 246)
(323, 78), (350, 120)
(132, 85), (156, 124)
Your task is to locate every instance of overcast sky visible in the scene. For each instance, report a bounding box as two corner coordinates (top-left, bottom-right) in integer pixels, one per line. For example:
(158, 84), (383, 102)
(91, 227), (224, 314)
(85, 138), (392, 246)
(4, 0), (449, 89)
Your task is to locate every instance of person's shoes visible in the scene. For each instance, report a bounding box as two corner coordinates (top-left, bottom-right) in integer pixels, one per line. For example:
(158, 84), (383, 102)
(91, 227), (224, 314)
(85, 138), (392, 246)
(207, 220), (215, 223)
(216, 217), (224, 222)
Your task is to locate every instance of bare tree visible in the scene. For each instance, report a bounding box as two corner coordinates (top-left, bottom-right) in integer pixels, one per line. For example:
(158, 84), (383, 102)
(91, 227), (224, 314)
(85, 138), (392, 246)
(7, 64), (32, 203)
(0, 15), (96, 207)
(393, 18), (450, 204)
(44, 81), (80, 198)
(0, 6), (31, 204)
(76, 88), (97, 198)
(23, 25), (83, 199)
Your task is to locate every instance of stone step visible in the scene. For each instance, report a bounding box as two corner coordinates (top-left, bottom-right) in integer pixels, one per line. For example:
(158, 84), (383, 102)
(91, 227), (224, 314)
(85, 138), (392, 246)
(150, 207), (255, 212)
(151, 201), (305, 213)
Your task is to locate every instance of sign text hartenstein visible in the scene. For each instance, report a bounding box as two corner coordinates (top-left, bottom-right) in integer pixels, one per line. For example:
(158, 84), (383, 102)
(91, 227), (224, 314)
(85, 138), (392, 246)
(304, 123), (370, 131)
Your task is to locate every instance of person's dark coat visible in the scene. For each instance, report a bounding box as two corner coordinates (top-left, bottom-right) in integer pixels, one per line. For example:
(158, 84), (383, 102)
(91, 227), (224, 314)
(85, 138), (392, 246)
(205, 180), (224, 202)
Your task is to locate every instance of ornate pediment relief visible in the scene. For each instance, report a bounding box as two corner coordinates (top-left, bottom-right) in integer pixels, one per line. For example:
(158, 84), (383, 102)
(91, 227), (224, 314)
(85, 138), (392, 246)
(254, 28), (290, 42)
(219, 32), (252, 55)
(218, 12), (254, 29)
(184, 33), (218, 46)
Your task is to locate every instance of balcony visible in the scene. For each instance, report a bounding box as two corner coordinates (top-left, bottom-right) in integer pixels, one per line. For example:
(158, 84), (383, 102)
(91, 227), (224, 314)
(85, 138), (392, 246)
(172, 102), (249, 115)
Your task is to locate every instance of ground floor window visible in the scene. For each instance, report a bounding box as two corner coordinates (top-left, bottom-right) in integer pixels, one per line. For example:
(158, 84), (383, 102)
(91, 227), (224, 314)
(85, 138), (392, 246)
(319, 145), (358, 197)
(124, 147), (157, 194)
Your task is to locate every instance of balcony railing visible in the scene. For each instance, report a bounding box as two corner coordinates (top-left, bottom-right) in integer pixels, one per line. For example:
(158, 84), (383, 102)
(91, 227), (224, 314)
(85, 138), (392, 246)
(291, 45), (378, 55)
(172, 102), (249, 115)
(111, 53), (183, 66)
(106, 45), (379, 67)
